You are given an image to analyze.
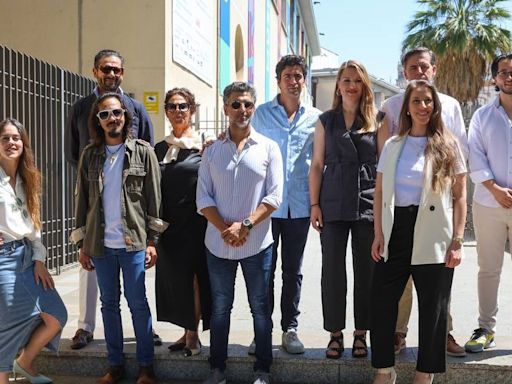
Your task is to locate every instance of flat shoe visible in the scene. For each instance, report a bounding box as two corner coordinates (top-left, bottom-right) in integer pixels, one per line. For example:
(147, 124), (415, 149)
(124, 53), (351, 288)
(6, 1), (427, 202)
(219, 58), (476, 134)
(168, 342), (186, 351)
(184, 341), (202, 357)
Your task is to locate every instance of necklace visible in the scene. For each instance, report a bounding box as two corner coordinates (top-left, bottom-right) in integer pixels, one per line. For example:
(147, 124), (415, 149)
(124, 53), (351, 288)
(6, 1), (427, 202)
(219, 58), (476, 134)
(105, 144), (123, 164)
(0, 180), (28, 219)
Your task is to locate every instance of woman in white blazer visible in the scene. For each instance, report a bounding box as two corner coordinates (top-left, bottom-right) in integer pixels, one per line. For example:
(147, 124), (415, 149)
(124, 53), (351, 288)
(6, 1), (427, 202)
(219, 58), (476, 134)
(370, 80), (466, 384)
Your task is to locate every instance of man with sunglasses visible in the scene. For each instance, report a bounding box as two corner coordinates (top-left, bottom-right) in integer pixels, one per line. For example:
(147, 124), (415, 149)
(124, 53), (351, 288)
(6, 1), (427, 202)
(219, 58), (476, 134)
(197, 82), (283, 384)
(250, 55), (321, 355)
(466, 53), (512, 354)
(65, 49), (155, 350)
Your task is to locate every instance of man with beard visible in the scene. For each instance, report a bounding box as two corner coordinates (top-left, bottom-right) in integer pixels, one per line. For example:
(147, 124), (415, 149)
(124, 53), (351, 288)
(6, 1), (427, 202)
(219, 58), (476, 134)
(377, 47), (468, 358)
(197, 82), (283, 384)
(72, 92), (166, 384)
(465, 53), (512, 354)
(65, 49), (155, 350)
(250, 55), (321, 354)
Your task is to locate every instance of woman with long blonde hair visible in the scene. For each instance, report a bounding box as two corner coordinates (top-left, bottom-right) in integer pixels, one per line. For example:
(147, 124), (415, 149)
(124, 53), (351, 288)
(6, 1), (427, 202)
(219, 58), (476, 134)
(0, 118), (67, 384)
(309, 60), (380, 359)
(370, 80), (466, 384)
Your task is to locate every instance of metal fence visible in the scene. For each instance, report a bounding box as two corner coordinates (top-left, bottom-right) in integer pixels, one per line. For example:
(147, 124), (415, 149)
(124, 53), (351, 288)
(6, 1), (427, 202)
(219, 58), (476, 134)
(0, 45), (95, 274)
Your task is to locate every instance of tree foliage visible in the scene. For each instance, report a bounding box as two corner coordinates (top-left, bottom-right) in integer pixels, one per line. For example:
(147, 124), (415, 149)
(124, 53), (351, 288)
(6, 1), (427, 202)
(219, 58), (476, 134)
(403, 0), (512, 103)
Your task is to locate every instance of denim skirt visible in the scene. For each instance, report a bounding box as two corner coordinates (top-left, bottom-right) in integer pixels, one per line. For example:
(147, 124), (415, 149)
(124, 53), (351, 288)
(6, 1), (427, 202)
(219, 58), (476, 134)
(0, 240), (68, 372)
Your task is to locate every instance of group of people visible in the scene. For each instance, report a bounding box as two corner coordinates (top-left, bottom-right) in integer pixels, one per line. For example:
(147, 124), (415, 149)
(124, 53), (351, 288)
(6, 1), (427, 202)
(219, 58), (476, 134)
(1, 46), (511, 384)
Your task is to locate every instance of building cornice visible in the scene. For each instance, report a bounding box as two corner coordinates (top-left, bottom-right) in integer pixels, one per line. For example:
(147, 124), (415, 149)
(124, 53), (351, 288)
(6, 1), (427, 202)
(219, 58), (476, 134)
(298, 0), (321, 56)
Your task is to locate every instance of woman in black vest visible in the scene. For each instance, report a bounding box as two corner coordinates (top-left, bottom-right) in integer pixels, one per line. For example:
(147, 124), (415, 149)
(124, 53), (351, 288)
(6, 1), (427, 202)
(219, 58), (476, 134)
(309, 60), (380, 359)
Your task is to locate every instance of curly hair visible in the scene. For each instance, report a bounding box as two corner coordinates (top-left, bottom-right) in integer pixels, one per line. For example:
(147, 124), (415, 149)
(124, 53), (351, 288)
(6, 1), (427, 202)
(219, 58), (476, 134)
(164, 87), (198, 115)
(275, 55), (307, 79)
(0, 118), (42, 229)
(88, 93), (133, 145)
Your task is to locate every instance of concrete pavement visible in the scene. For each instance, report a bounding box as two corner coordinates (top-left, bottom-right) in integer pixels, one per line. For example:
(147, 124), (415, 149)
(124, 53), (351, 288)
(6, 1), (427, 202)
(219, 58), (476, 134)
(32, 230), (512, 383)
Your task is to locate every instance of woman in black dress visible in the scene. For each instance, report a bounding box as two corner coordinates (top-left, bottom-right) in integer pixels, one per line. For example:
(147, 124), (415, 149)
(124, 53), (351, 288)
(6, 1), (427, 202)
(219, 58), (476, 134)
(155, 88), (211, 357)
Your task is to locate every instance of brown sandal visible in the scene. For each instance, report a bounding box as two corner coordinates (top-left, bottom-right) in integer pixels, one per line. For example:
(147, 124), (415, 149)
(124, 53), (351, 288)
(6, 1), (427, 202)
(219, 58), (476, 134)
(352, 332), (368, 358)
(326, 333), (344, 359)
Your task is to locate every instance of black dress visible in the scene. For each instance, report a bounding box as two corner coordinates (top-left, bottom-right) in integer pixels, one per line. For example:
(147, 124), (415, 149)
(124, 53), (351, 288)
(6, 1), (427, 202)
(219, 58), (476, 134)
(154, 140), (211, 331)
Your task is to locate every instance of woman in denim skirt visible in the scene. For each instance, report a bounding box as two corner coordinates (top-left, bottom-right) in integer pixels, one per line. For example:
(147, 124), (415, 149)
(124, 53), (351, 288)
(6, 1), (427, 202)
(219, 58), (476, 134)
(0, 118), (67, 384)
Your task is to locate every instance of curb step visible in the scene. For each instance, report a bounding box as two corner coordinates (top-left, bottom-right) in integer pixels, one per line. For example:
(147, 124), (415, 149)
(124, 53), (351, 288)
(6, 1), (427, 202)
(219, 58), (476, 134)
(35, 340), (512, 384)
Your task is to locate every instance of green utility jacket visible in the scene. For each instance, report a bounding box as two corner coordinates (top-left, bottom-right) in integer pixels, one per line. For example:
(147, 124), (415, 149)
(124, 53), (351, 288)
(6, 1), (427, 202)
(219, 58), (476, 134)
(70, 138), (168, 257)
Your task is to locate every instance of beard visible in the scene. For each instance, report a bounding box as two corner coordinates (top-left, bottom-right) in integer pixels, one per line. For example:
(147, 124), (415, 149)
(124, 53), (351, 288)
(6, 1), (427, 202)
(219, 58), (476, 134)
(100, 77), (122, 92)
(107, 130), (122, 138)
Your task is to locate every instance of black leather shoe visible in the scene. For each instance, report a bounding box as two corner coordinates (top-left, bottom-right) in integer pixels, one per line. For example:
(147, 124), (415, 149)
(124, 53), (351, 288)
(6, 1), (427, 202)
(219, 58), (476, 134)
(96, 366), (124, 384)
(153, 331), (162, 346)
(71, 328), (93, 350)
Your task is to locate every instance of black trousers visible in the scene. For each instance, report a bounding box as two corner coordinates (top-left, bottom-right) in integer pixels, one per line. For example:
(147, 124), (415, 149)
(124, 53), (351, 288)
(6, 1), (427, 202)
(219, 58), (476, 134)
(370, 206), (454, 373)
(320, 219), (374, 331)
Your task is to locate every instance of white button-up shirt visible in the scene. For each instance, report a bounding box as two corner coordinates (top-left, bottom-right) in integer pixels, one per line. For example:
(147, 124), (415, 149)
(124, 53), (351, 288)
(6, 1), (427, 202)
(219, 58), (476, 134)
(381, 91), (469, 159)
(0, 167), (46, 261)
(196, 128), (283, 260)
(468, 97), (512, 208)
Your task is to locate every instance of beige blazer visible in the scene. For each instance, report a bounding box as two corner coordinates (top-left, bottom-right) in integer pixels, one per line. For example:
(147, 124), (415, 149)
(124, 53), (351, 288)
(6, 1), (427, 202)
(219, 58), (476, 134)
(381, 136), (454, 265)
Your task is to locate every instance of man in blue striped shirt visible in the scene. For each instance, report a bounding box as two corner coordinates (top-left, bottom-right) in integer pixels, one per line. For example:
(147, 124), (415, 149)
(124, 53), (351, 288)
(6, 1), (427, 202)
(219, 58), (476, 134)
(251, 55), (321, 354)
(197, 82), (283, 384)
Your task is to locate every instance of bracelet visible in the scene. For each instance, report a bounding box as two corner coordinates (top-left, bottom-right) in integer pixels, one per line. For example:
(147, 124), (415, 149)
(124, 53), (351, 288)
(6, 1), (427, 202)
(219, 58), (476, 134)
(452, 236), (464, 246)
(310, 203), (320, 208)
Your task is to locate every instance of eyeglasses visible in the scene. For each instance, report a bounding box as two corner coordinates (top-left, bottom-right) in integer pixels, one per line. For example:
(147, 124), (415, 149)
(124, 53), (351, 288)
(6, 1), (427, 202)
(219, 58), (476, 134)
(96, 108), (125, 121)
(230, 100), (255, 110)
(497, 70), (512, 79)
(98, 66), (124, 75)
(165, 103), (190, 112)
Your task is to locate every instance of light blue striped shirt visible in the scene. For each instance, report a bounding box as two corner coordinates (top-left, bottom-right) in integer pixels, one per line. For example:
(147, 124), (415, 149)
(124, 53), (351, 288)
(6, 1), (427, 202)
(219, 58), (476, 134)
(196, 128), (283, 260)
(251, 96), (321, 218)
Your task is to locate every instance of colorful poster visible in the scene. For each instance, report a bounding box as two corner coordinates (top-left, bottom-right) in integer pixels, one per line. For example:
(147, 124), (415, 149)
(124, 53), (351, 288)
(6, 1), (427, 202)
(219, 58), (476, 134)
(265, 0), (271, 101)
(219, 0), (231, 95)
(248, 0), (255, 85)
(172, 0), (214, 85)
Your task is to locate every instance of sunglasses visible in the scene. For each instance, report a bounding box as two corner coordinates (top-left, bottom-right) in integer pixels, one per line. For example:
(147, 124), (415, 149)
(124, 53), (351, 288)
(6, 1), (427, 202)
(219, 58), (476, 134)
(98, 65), (124, 75)
(230, 100), (254, 110)
(96, 108), (125, 121)
(165, 103), (190, 112)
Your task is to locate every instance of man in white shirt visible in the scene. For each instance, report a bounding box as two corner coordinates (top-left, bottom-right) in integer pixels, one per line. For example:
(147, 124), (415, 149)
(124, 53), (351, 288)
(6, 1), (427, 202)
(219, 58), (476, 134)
(378, 47), (468, 357)
(466, 53), (512, 353)
(197, 82), (283, 384)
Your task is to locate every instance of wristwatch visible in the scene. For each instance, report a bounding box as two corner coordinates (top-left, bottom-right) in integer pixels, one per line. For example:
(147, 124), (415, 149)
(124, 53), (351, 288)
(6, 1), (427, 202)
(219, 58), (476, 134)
(242, 218), (254, 231)
(452, 236), (464, 246)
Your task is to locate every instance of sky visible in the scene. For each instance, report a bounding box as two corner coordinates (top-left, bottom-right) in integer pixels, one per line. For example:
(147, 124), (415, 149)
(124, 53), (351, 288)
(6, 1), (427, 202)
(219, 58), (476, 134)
(312, 0), (512, 85)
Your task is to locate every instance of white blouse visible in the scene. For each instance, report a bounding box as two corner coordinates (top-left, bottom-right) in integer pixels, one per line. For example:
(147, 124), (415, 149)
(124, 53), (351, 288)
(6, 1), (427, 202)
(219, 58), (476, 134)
(0, 167), (46, 262)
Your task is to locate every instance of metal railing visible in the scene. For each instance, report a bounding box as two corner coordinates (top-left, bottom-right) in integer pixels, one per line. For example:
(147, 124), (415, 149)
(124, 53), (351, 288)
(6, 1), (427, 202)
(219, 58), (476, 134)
(0, 45), (95, 274)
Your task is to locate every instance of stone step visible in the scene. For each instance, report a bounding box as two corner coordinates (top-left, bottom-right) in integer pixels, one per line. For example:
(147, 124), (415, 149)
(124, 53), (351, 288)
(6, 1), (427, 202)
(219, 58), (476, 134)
(34, 339), (512, 384)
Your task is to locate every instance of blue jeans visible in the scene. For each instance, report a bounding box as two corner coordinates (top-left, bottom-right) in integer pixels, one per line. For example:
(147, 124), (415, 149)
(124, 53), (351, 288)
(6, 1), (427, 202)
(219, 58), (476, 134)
(207, 245), (273, 373)
(94, 247), (153, 366)
(270, 217), (310, 331)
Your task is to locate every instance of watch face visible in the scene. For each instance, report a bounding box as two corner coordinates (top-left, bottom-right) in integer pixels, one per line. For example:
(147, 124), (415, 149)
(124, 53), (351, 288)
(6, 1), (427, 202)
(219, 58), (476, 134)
(243, 219), (253, 228)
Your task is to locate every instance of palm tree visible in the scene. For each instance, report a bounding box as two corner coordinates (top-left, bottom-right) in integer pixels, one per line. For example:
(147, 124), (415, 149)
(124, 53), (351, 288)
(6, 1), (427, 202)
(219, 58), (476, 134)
(403, 0), (511, 104)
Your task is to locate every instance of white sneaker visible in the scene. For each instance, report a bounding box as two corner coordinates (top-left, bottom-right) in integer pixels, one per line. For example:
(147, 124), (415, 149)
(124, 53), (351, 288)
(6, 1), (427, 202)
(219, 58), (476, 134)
(282, 329), (305, 354)
(253, 371), (271, 384)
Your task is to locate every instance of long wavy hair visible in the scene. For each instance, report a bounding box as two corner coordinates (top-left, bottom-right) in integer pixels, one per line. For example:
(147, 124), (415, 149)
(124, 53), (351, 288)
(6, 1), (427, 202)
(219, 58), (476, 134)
(332, 60), (377, 133)
(0, 119), (42, 229)
(398, 80), (457, 192)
